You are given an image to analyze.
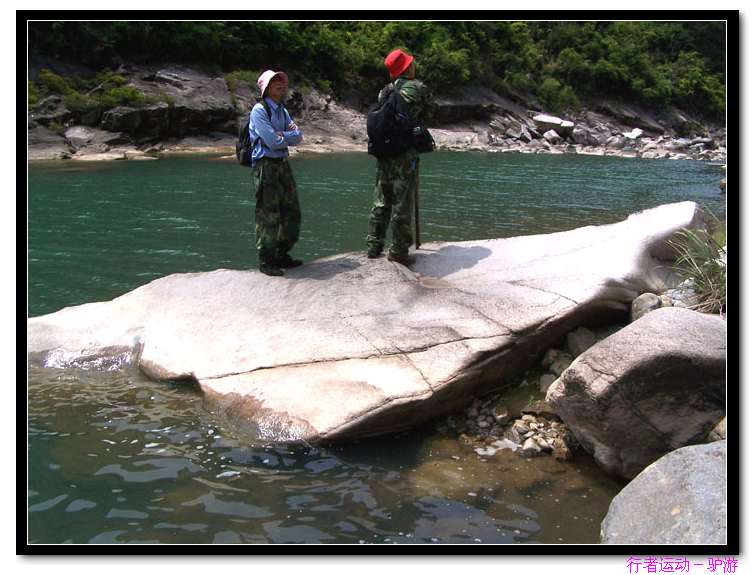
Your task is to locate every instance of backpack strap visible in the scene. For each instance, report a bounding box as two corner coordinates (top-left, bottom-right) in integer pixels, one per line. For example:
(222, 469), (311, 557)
(378, 81), (396, 104)
(249, 99), (275, 145)
(260, 98), (273, 120)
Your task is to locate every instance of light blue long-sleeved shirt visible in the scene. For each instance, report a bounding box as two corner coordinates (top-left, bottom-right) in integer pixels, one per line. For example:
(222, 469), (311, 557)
(249, 97), (303, 166)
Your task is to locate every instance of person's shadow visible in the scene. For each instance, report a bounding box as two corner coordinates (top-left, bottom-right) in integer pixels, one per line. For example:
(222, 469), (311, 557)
(282, 245), (491, 282)
(414, 245), (492, 278)
(285, 255), (363, 281)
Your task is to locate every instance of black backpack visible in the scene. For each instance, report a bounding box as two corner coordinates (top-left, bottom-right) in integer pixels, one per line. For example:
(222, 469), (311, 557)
(366, 84), (414, 158)
(236, 100), (273, 167)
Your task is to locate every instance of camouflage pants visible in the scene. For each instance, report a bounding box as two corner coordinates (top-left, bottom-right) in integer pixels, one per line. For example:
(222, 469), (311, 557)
(366, 152), (419, 257)
(252, 157), (301, 263)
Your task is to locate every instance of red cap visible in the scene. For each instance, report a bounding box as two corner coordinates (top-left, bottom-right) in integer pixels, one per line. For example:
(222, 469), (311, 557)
(384, 49), (414, 79)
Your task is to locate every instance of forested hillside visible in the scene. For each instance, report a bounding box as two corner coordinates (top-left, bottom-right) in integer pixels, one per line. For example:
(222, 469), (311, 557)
(28, 21), (726, 121)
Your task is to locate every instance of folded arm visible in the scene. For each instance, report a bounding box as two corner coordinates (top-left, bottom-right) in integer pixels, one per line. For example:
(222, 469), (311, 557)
(251, 105), (303, 150)
(282, 110), (303, 146)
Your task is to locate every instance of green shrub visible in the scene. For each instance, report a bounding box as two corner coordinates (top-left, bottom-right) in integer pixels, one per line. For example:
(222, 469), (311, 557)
(38, 68), (74, 95)
(94, 68), (126, 89)
(315, 78), (332, 94)
(537, 77), (579, 113)
(675, 119), (706, 138)
(28, 22), (725, 119)
(225, 70), (259, 95)
(28, 81), (40, 107)
(47, 120), (65, 135)
(100, 85), (146, 108)
(153, 91), (175, 107)
(502, 71), (532, 94)
(63, 91), (99, 114)
(669, 209), (726, 315)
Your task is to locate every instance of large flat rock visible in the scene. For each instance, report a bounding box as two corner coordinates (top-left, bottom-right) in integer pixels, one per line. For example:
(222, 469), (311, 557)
(28, 202), (704, 442)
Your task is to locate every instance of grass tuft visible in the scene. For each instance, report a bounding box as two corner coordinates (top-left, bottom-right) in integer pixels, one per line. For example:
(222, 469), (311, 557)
(668, 207), (726, 315)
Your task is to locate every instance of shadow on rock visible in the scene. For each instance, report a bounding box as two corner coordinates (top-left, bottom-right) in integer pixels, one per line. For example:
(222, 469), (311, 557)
(416, 245), (492, 278)
(286, 256), (362, 281)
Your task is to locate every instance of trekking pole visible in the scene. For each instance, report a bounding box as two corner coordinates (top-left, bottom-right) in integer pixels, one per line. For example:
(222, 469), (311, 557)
(414, 167), (421, 250)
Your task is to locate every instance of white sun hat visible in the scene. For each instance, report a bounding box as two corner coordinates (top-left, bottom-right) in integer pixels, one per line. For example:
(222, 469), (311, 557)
(257, 70), (289, 97)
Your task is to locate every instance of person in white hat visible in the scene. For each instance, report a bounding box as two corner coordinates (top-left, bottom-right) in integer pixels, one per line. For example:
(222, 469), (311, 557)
(248, 69), (304, 276)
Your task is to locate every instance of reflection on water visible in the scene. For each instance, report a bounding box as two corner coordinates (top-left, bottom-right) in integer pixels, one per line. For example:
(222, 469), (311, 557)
(27, 152), (721, 544)
(28, 366), (625, 544)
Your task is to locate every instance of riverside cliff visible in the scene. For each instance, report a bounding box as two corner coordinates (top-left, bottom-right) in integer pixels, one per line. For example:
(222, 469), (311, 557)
(28, 65), (727, 164)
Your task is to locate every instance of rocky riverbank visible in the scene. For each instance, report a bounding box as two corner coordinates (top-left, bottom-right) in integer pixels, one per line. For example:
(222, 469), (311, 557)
(28, 65), (727, 165)
(432, 281), (726, 545)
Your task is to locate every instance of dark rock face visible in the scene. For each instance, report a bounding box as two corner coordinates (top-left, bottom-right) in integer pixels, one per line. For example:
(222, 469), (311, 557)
(28, 124), (72, 160)
(29, 95), (73, 128)
(596, 100), (665, 134)
(546, 307), (726, 479)
(64, 126), (132, 154)
(435, 86), (529, 124)
(601, 441), (727, 544)
(32, 65), (239, 144)
(95, 67), (239, 139)
(570, 126), (603, 146)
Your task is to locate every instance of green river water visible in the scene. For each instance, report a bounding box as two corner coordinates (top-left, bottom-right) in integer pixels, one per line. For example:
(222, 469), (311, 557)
(27, 151), (725, 545)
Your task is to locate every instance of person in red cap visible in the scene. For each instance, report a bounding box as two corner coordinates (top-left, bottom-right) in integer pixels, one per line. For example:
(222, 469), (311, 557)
(366, 49), (434, 267)
(248, 69), (304, 276)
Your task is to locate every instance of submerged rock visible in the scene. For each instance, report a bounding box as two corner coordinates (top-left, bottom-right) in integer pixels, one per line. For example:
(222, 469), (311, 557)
(29, 202), (706, 443)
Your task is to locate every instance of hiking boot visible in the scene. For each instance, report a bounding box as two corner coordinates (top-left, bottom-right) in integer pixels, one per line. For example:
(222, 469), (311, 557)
(259, 261), (284, 276)
(387, 253), (415, 267)
(367, 247), (383, 259)
(277, 254), (303, 269)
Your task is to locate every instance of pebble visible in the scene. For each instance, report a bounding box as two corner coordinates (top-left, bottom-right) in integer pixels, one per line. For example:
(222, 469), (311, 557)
(522, 438), (542, 456)
(494, 409), (511, 424)
(660, 294), (674, 308)
(438, 348), (587, 462)
(535, 437), (551, 450)
(506, 429), (522, 444)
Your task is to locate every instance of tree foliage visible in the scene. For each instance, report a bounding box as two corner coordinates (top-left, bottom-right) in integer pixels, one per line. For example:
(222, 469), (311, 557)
(28, 20), (726, 119)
